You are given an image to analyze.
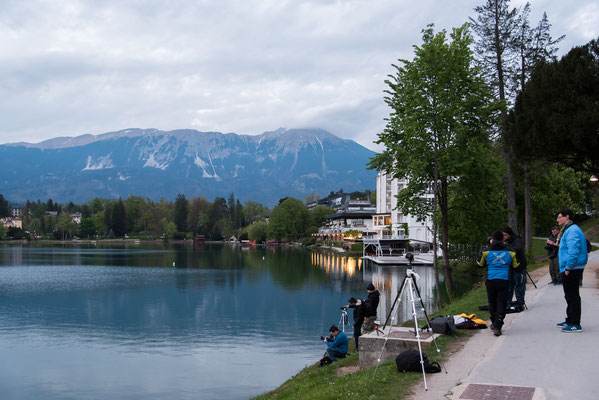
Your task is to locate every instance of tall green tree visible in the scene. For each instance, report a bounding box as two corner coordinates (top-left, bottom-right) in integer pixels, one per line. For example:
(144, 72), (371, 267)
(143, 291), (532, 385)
(268, 197), (309, 240)
(470, 0), (521, 230)
(174, 194), (188, 232)
(370, 24), (498, 302)
(510, 38), (599, 176)
(509, 5), (563, 250)
(0, 194), (10, 217)
(111, 198), (128, 237)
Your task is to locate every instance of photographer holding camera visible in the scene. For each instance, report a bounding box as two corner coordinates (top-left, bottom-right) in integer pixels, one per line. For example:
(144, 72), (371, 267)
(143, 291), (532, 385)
(319, 325), (348, 366)
(346, 297), (365, 352)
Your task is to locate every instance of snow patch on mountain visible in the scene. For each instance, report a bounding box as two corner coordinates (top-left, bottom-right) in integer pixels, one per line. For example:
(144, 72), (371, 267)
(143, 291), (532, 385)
(82, 155), (115, 170)
(144, 152), (170, 170)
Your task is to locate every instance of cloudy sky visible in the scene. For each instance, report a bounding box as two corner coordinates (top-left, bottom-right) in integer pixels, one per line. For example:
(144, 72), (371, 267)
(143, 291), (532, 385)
(1, 0), (597, 150)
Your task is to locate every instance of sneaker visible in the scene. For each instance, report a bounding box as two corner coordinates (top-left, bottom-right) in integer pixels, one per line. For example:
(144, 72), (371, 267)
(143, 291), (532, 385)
(561, 324), (582, 333)
(556, 321), (568, 328)
(556, 282), (562, 286)
(493, 327), (502, 336)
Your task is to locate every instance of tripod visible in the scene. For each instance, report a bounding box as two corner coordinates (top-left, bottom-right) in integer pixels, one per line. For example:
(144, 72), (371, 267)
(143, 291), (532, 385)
(373, 265), (446, 390)
(339, 307), (349, 332)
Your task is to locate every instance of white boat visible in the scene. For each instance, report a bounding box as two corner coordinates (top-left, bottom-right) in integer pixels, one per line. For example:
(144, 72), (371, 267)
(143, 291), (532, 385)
(362, 238), (434, 265)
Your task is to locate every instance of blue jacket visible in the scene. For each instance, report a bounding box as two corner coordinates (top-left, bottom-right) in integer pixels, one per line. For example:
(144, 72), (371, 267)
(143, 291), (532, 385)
(558, 223), (587, 272)
(326, 331), (348, 355)
(477, 241), (519, 280)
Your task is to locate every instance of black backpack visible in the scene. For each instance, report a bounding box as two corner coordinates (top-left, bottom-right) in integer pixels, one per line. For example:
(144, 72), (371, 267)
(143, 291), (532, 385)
(424, 315), (459, 336)
(395, 350), (441, 373)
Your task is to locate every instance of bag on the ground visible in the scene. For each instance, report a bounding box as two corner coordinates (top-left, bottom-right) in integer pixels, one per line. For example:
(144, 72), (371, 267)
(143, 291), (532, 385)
(424, 315), (459, 336)
(395, 350), (441, 373)
(453, 313), (487, 329)
(505, 301), (524, 313)
(319, 355), (333, 367)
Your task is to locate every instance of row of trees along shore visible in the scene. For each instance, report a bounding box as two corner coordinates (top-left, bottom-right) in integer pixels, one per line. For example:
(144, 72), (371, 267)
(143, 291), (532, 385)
(0, 193), (338, 244)
(370, 0), (599, 305)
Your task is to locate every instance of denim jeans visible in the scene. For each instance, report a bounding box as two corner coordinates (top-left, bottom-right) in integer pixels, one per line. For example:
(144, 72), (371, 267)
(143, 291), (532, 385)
(507, 269), (526, 305)
(326, 348), (346, 361)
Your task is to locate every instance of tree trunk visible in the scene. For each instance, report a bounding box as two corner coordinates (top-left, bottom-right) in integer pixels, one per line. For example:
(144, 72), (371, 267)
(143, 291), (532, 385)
(505, 151), (518, 231)
(523, 161), (532, 251)
(432, 188), (443, 309)
(440, 179), (456, 299)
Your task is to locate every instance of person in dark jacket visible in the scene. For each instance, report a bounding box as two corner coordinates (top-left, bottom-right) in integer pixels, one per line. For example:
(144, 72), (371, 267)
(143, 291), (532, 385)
(362, 283), (380, 333)
(346, 297), (365, 352)
(503, 227), (527, 306)
(478, 230), (519, 336)
(545, 226), (561, 285)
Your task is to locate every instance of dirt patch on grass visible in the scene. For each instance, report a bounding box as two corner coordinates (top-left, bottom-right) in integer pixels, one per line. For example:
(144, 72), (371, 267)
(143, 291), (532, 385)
(336, 365), (360, 376)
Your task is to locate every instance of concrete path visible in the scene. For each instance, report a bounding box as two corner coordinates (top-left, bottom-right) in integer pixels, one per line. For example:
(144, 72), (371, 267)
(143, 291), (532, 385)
(407, 248), (599, 400)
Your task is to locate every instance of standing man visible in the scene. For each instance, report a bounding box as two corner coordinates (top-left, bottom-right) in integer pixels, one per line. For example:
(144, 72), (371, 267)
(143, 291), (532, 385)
(503, 227), (527, 307)
(556, 209), (588, 333)
(478, 230), (519, 336)
(346, 297), (365, 352)
(362, 283), (380, 333)
(545, 226), (561, 285)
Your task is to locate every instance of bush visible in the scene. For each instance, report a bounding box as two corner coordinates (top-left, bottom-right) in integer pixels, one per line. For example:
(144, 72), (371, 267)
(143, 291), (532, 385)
(173, 231), (187, 240)
(299, 236), (316, 246)
(350, 243), (363, 252)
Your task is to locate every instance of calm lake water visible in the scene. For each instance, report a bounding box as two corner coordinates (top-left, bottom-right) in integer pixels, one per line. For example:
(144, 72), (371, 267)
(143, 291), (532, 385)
(0, 243), (438, 400)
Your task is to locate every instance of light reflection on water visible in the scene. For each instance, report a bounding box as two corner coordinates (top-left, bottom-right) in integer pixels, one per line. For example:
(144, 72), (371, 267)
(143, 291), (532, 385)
(0, 244), (440, 399)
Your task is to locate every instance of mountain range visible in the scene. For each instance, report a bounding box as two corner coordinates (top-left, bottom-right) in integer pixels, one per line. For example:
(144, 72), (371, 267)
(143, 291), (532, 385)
(0, 128), (377, 206)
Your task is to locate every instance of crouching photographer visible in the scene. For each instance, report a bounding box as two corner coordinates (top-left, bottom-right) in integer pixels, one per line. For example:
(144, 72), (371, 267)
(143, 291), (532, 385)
(318, 325), (348, 367)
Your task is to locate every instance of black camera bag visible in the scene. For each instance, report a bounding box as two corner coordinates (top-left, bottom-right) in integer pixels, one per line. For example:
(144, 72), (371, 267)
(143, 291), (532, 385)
(395, 350), (441, 373)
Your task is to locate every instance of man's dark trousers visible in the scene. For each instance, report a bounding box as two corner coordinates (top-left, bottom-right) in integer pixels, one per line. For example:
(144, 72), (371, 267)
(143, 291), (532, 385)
(353, 324), (362, 352)
(562, 269), (583, 325)
(486, 279), (509, 328)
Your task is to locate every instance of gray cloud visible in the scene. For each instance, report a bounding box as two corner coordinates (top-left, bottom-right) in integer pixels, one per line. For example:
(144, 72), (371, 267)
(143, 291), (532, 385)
(0, 0), (596, 150)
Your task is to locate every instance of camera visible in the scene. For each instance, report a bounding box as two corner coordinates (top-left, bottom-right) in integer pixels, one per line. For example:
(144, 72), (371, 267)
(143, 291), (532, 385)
(340, 305), (349, 310)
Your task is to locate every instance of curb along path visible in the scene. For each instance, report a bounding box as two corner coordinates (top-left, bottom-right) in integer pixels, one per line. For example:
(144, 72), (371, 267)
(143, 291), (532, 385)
(407, 249), (599, 400)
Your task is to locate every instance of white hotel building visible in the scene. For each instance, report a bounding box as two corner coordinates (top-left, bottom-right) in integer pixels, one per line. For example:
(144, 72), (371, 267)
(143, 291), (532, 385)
(372, 171), (434, 242)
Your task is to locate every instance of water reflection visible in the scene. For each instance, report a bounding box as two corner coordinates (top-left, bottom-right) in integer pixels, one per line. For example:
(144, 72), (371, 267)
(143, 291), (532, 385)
(310, 251), (437, 325)
(0, 244), (439, 400)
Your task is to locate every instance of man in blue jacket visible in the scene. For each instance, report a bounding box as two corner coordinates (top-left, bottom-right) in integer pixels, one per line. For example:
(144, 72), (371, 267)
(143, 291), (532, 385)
(556, 209), (588, 333)
(478, 230), (519, 336)
(322, 325), (348, 363)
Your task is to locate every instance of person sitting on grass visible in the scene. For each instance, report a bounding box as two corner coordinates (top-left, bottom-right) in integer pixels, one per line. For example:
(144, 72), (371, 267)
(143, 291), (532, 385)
(319, 325), (348, 366)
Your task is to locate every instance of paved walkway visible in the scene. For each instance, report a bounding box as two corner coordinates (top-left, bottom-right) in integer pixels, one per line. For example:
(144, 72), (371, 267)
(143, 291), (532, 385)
(407, 248), (599, 400)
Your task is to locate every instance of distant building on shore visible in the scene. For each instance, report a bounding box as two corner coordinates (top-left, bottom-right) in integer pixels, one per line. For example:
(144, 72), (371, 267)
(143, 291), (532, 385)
(373, 171), (433, 242)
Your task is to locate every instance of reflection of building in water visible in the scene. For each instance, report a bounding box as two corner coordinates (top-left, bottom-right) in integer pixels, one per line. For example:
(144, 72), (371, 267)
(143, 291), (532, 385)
(311, 252), (362, 277)
(362, 261), (436, 325)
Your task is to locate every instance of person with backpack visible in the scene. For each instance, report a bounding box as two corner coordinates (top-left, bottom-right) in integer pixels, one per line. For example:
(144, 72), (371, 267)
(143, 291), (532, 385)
(477, 230), (519, 336)
(503, 226), (527, 307)
(545, 226), (562, 285)
(346, 297), (365, 352)
(555, 209), (588, 333)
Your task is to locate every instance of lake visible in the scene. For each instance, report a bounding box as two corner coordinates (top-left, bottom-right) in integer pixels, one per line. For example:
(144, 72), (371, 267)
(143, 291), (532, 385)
(0, 243), (438, 399)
